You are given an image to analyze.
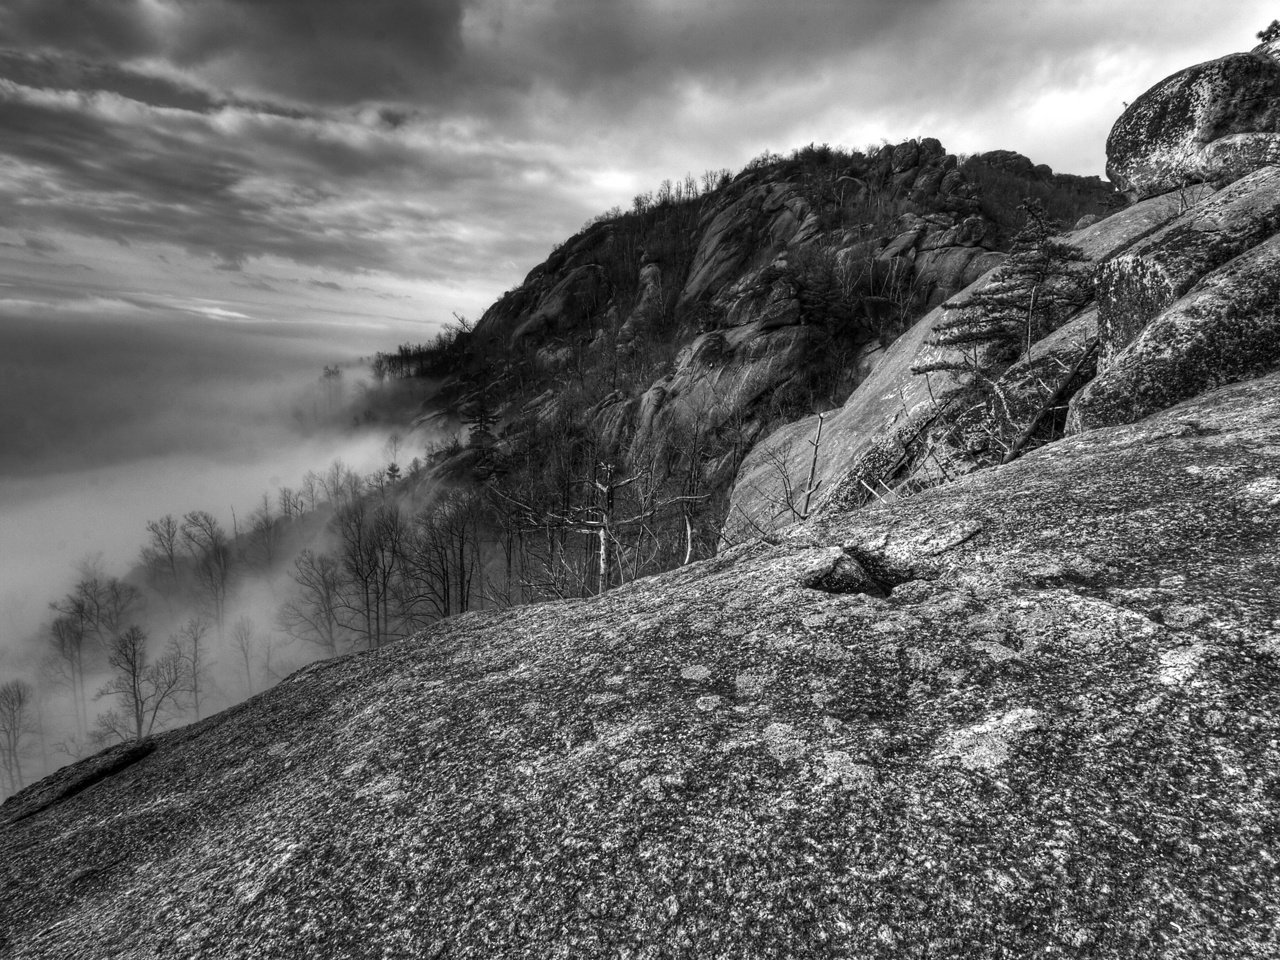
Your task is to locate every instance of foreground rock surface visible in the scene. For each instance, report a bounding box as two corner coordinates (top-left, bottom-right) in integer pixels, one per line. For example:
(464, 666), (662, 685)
(4, 374), (1280, 959)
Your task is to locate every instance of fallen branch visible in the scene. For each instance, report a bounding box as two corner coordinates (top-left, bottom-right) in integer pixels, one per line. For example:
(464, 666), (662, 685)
(1000, 339), (1099, 465)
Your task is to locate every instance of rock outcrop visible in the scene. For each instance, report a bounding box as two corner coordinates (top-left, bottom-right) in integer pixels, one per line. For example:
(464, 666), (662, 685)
(4, 374), (1280, 957)
(1068, 228), (1280, 432)
(461, 142), (1111, 492)
(730, 70), (1280, 536)
(1106, 49), (1280, 200)
(725, 188), (1202, 540)
(1091, 167), (1280, 367)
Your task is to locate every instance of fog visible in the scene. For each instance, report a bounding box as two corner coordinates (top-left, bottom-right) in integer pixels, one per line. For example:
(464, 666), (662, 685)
(0, 295), (441, 794)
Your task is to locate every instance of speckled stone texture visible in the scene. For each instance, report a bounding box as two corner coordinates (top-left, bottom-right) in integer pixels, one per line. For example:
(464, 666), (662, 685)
(1068, 230), (1280, 433)
(1106, 51), (1280, 200)
(1094, 166), (1280, 368)
(4, 373), (1280, 959)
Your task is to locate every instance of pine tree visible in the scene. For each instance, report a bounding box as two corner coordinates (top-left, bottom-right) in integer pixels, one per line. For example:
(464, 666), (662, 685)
(913, 199), (1088, 387)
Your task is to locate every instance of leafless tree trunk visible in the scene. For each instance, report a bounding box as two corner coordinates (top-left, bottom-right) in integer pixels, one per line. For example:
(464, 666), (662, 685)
(169, 616), (212, 721)
(99, 626), (183, 741)
(230, 617), (257, 697)
(0, 680), (32, 796)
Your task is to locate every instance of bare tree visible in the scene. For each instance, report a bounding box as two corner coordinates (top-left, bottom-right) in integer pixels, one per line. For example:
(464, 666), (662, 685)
(181, 511), (232, 629)
(277, 486), (304, 522)
(320, 459), (363, 507)
(47, 614), (90, 736)
(246, 493), (278, 567)
(301, 471), (322, 511)
(333, 499), (408, 649)
(280, 550), (352, 657)
(169, 616), (212, 721)
(98, 627), (184, 742)
(141, 514), (182, 591)
(230, 616), (257, 696)
(0, 679), (32, 796)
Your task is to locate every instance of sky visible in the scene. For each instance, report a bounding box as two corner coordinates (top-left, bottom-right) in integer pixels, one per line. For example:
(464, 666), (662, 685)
(0, 0), (1275, 644)
(0, 0), (1274, 328)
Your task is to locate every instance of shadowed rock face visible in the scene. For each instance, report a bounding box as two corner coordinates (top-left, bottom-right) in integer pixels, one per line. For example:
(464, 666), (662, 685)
(4, 374), (1280, 958)
(1106, 50), (1280, 201)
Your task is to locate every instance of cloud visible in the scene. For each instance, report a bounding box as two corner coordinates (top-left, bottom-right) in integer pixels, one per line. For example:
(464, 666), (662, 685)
(0, 0), (1273, 322)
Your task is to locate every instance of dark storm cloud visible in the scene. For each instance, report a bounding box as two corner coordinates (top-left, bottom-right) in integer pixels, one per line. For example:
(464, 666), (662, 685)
(1, 0), (468, 105)
(0, 70), (561, 279)
(0, 0), (1272, 294)
(0, 0), (939, 110)
(0, 0), (157, 61)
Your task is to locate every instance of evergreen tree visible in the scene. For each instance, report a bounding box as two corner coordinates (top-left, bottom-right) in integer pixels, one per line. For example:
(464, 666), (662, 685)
(913, 199), (1088, 387)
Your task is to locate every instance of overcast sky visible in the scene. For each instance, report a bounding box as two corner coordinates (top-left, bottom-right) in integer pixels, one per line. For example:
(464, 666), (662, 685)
(0, 0), (1274, 331)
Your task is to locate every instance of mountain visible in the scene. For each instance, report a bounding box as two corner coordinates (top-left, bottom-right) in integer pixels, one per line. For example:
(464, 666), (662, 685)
(382, 140), (1112, 592)
(5, 41), (1280, 959)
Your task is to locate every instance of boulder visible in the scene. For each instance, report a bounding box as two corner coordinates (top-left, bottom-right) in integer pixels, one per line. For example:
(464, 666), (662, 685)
(918, 215), (989, 251)
(891, 139), (920, 173)
(1094, 166), (1280, 367)
(912, 247), (1005, 305)
(1067, 231), (1280, 433)
(1106, 51), (1280, 200)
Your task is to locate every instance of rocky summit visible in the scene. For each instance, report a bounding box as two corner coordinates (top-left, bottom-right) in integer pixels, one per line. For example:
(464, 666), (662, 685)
(6, 42), (1280, 960)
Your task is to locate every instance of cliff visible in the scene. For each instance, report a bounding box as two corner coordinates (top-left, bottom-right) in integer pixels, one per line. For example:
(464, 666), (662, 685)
(430, 142), (1111, 506)
(728, 40), (1280, 541)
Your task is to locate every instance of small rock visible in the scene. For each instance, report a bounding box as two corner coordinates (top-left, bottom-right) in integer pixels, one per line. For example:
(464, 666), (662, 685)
(680, 665), (712, 682)
(1158, 644), (1205, 685)
(735, 669), (771, 699)
(762, 722), (807, 764)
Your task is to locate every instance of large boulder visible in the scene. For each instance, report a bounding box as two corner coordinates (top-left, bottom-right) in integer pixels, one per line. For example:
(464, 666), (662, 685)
(4, 374), (1280, 958)
(1095, 166), (1280, 366)
(1107, 51), (1280, 200)
(1067, 230), (1280, 433)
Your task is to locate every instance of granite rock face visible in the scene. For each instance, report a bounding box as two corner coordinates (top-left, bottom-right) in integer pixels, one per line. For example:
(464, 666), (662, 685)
(1068, 229), (1280, 433)
(1093, 166), (1280, 367)
(1106, 51), (1280, 200)
(4, 375), (1280, 958)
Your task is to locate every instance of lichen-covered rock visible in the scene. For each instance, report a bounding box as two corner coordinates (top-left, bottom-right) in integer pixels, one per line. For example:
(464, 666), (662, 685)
(4, 374), (1280, 958)
(1067, 231), (1280, 433)
(1106, 51), (1280, 200)
(1095, 166), (1280, 366)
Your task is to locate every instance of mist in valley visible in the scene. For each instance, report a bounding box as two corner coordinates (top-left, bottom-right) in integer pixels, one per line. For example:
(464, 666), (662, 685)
(0, 297), (445, 798)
